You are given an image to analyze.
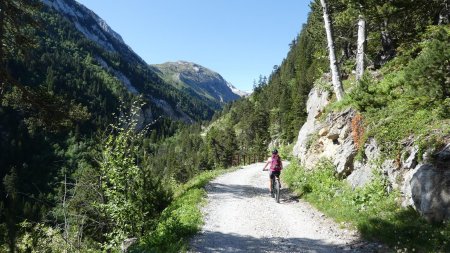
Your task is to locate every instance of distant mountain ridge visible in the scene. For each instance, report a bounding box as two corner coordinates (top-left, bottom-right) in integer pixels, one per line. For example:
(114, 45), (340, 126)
(151, 61), (247, 109)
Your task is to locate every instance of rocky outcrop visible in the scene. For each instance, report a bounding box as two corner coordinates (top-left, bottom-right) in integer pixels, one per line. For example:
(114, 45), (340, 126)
(403, 144), (450, 222)
(293, 87), (330, 161)
(293, 87), (450, 222)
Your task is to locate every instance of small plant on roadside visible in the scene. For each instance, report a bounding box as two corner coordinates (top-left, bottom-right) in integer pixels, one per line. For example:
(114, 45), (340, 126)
(133, 169), (229, 253)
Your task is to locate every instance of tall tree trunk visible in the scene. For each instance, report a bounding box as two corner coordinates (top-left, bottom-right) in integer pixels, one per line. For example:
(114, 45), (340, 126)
(439, 0), (449, 24)
(378, 18), (395, 65)
(356, 15), (366, 81)
(0, 1), (5, 95)
(320, 0), (345, 101)
(0, 1), (5, 72)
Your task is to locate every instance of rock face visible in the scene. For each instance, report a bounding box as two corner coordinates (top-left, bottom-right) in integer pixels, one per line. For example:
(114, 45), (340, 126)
(293, 87), (450, 222)
(293, 87), (330, 161)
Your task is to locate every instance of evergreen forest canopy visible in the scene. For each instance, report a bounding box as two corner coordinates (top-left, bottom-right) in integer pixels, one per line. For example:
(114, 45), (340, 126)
(0, 0), (449, 251)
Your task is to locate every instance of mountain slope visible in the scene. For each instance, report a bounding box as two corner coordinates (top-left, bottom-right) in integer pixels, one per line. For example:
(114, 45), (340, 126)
(151, 61), (246, 110)
(38, 0), (217, 124)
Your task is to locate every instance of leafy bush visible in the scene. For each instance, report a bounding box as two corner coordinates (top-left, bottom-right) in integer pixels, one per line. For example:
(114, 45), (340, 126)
(135, 169), (227, 253)
(99, 101), (173, 250)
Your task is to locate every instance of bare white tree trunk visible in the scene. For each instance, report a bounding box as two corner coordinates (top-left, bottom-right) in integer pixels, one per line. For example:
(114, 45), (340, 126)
(320, 0), (345, 101)
(356, 15), (366, 81)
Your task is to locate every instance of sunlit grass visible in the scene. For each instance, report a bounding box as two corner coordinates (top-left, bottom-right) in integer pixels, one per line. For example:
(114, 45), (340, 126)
(133, 168), (236, 253)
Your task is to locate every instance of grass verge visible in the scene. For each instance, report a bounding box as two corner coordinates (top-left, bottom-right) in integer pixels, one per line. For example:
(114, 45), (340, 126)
(282, 159), (450, 252)
(132, 168), (237, 253)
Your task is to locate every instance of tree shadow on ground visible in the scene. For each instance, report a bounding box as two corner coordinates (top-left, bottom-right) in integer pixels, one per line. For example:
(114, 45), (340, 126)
(206, 182), (297, 204)
(189, 230), (376, 253)
(206, 183), (268, 199)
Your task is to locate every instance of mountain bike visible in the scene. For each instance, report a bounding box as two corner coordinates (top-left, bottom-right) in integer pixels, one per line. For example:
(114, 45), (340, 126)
(263, 169), (281, 203)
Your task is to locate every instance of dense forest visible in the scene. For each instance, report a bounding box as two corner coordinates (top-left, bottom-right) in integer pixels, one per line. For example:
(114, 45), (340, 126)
(1, 0), (449, 252)
(0, 0), (215, 251)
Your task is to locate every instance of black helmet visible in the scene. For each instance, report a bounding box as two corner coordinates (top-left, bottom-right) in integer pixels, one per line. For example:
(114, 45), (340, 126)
(272, 149), (278, 154)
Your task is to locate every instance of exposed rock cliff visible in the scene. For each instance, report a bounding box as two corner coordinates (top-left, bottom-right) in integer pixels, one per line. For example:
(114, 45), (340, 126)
(293, 87), (450, 222)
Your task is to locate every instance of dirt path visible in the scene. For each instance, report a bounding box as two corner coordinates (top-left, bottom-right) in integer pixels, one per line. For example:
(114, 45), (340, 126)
(188, 163), (387, 253)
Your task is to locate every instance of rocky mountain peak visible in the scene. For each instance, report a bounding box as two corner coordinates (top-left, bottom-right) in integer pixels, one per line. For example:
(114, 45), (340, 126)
(152, 61), (247, 106)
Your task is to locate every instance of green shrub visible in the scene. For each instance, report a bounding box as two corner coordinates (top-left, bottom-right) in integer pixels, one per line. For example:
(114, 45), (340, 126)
(282, 159), (450, 252)
(134, 169), (227, 253)
(341, 26), (450, 156)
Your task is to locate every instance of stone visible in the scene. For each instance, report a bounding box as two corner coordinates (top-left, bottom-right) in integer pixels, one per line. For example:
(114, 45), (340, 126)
(327, 131), (340, 140)
(381, 159), (400, 188)
(334, 137), (357, 177)
(410, 164), (450, 222)
(347, 160), (374, 188)
(319, 127), (329, 136)
(315, 110), (323, 119)
(403, 146), (418, 170)
(435, 143), (450, 170)
(293, 87), (330, 159)
(364, 138), (380, 161)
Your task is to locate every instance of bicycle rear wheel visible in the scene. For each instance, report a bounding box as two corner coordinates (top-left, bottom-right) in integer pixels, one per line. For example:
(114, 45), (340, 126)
(275, 179), (280, 203)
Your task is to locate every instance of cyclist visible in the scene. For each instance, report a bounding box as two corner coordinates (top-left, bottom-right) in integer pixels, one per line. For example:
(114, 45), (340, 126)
(262, 149), (283, 194)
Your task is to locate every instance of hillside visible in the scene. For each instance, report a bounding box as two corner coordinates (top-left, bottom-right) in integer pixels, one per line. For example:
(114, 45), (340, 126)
(151, 61), (246, 110)
(39, 0), (218, 124)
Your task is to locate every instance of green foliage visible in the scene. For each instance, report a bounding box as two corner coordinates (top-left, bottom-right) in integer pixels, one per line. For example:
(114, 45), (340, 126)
(346, 26), (450, 154)
(135, 169), (226, 253)
(14, 220), (99, 253)
(277, 143), (295, 160)
(282, 159), (450, 252)
(206, 124), (238, 169)
(99, 101), (173, 250)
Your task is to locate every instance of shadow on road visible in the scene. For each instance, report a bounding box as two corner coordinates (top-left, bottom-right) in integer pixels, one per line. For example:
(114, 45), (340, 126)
(206, 182), (268, 198)
(190, 230), (355, 253)
(206, 182), (299, 204)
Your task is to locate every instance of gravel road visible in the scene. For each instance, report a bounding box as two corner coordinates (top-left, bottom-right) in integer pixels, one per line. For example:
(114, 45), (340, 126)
(188, 163), (388, 253)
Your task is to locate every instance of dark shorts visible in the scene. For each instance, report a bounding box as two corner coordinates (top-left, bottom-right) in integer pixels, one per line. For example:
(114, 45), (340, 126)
(270, 171), (281, 179)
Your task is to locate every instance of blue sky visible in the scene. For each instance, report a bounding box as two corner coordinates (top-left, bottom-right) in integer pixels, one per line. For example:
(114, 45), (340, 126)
(76, 0), (311, 92)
